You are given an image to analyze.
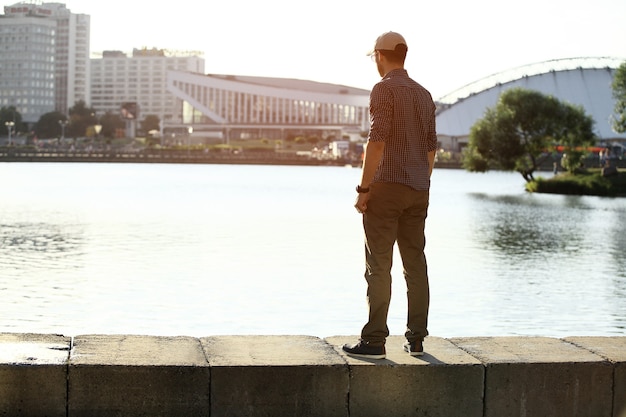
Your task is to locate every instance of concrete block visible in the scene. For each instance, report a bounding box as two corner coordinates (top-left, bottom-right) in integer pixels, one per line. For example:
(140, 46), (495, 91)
(327, 336), (484, 417)
(565, 336), (626, 417)
(451, 336), (613, 417)
(201, 335), (348, 417)
(68, 334), (210, 417)
(0, 333), (69, 417)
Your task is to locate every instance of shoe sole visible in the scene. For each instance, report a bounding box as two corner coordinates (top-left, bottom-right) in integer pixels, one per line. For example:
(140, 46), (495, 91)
(344, 351), (386, 360)
(403, 343), (424, 356)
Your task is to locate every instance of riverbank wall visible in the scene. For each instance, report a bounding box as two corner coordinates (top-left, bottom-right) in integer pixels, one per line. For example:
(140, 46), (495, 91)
(3, 148), (626, 171)
(1, 333), (624, 417)
(0, 148), (468, 168)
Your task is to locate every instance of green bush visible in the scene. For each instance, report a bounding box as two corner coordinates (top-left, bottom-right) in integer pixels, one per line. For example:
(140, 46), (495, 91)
(526, 171), (625, 196)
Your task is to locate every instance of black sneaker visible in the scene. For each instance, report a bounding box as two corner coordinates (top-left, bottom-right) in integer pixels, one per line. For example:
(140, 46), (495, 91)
(342, 341), (386, 359)
(403, 340), (424, 356)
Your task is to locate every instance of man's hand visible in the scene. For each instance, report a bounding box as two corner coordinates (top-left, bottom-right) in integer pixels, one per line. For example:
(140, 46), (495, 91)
(356, 140), (384, 214)
(354, 192), (370, 214)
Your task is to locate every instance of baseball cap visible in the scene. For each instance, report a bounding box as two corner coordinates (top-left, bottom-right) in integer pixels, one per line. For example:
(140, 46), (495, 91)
(367, 31), (408, 56)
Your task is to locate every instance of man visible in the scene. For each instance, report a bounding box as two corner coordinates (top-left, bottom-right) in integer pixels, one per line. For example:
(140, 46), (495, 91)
(342, 32), (437, 360)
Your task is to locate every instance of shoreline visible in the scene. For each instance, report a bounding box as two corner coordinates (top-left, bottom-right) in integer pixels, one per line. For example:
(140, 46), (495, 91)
(0, 148), (465, 168)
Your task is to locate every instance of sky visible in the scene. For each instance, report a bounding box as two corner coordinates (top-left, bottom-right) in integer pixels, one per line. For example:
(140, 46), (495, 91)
(4, 0), (626, 100)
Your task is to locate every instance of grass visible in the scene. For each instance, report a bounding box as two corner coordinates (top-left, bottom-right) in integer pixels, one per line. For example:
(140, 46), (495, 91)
(527, 169), (626, 197)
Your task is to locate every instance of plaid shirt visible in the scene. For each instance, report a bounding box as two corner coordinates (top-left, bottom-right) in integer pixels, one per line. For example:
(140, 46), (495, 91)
(368, 69), (437, 191)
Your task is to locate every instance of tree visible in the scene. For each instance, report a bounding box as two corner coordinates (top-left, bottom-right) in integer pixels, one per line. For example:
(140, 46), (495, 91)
(140, 114), (160, 135)
(34, 111), (67, 139)
(68, 100), (98, 138)
(463, 88), (596, 182)
(557, 101), (596, 172)
(99, 111), (125, 139)
(1, 106), (24, 136)
(611, 61), (626, 133)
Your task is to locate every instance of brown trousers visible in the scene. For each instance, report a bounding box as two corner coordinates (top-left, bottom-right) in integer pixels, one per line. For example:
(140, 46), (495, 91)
(360, 182), (430, 346)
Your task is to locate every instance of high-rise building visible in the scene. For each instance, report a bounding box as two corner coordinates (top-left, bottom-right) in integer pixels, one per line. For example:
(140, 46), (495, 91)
(46, 3), (91, 115)
(89, 48), (205, 127)
(0, 4), (56, 125)
(0, 2), (90, 125)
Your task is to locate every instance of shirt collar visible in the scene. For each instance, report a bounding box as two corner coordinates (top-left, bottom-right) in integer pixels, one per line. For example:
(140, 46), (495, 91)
(383, 68), (408, 79)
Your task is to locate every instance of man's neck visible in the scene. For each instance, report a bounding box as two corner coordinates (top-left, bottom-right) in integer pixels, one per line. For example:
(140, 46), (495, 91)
(383, 65), (404, 77)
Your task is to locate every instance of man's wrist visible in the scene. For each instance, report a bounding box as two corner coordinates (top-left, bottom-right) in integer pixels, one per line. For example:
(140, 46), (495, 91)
(356, 185), (370, 193)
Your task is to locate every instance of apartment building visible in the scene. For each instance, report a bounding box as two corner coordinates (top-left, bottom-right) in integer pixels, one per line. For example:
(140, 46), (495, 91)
(89, 48), (205, 127)
(0, 2), (90, 124)
(50, 4), (90, 115)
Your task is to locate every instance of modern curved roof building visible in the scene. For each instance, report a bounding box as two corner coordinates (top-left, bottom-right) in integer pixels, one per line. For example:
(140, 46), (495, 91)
(166, 71), (370, 143)
(436, 57), (626, 152)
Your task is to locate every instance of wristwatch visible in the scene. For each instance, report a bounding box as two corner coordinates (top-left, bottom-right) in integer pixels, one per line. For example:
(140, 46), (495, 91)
(356, 185), (370, 193)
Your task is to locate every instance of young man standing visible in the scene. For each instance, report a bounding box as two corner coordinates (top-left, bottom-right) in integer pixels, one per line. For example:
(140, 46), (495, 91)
(343, 32), (437, 359)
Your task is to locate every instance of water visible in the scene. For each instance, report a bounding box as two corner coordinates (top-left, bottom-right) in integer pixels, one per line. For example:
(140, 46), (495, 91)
(1, 163), (625, 338)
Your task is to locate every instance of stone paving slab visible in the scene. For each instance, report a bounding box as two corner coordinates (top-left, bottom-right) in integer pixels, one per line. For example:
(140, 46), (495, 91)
(201, 335), (348, 417)
(564, 336), (626, 362)
(68, 334), (210, 417)
(0, 333), (70, 417)
(327, 335), (484, 417)
(451, 336), (614, 417)
(0, 332), (70, 365)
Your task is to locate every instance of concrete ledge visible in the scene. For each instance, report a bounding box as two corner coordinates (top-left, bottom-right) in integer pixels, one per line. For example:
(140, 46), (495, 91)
(327, 335), (484, 417)
(564, 337), (626, 417)
(0, 333), (625, 417)
(68, 335), (210, 417)
(450, 336), (615, 417)
(202, 335), (347, 417)
(0, 333), (70, 417)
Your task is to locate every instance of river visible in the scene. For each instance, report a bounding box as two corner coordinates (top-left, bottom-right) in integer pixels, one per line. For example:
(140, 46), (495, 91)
(1, 163), (624, 338)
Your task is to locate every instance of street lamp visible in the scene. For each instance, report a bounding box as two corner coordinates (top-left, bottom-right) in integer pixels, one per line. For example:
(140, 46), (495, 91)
(4, 121), (15, 144)
(58, 120), (68, 142)
(93, 124), (102, 151)
(187, 126), (193, 156)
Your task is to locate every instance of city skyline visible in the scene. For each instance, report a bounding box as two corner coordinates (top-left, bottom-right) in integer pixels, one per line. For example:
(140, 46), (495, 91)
(2, 0), (626, 101)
